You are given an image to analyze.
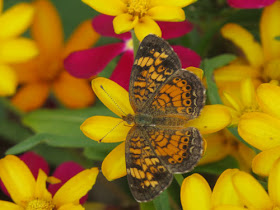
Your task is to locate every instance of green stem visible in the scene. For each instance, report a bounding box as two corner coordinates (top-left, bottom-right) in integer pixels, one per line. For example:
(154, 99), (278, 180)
(0, 97), (24, 117)
(131, 30), (139, 58)
(174, 174), (184, 186)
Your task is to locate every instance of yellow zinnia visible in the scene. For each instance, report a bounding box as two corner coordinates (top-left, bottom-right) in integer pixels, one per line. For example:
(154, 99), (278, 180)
(11, 0), (100, 112)
(0, 155), (99, 210)
(82, 0), (196, 41)
(81, 68), (231, 181)
(180, 169), (244, 210)
(0, 1), (38, 96)
(215, 0), (280, 92)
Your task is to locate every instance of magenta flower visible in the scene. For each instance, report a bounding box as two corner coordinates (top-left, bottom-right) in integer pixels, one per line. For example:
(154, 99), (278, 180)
(64, 15), (201, 90)
(0, 152), (87, 204)
(228, 0), (276, 8)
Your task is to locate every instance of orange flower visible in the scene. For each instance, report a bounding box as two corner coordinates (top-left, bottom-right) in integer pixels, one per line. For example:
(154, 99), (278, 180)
(11, 0), (100, 111)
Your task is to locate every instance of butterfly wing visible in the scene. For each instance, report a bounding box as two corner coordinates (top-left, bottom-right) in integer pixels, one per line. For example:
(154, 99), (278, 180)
(146, 126), (204, 173)
(126, 126), (173, 202)
(129, 34), (181, 113)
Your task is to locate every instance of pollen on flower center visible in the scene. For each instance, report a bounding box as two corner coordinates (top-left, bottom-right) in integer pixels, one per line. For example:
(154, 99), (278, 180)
(26, 199), (55, 210)
(241, 105), (260, 115)
(127, 0), (150, 18)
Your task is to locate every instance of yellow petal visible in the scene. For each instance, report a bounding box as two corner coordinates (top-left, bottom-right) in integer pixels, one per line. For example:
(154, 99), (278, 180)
(82, 0), (126, 16)
(238, 112), (280, 150)
(81, 116), (131, 143)
(214, 206), (247, 210)
(214, 65), (260, 83)
(232, 171), (273, 209)
(240, 78), (257, 108)
(212, 169), (242, 207)
(263, 59), (280, 82)
(32, 0), (63, 56)
(185, 105), (231, 134)
(185, 67), (204, 80)
(180, 173), (211, 210)
(33, 169), (52, 201)
(0, 201), (23, 210)
(252, 146), (280, 176)
(92, 77), (134, 117)
(113, 14), (137, 34)
(134, 16), (161, 41)
(11, 83), (50, 112)
(148, 6), (185, 21)
(0, 64), (17, 96)
(53, 167), (99, 207)
(58, 204), (84, 210)
(102, 142), (126, 181)
(199, 131), (229, 165)
(0, 38), (38, 63)
(63, 20), (100, 58)
(53, 72), (95, 109)
(151, 0), (196, 7)
(223, 92), (242, 113)
(0, 155), (36, 206)
(260, 0), (280, 62)
(268, 158), (280, 206)
(0, 3), (34, 39)
(221, 23), (264, 68)
(0, 0), (2, 13)
(257, 83), (280, 118)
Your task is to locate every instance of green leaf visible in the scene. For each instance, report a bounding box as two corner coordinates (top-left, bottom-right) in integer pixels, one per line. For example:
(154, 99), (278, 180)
(5, 133), (98, 155)
(153, 190), (171, 210)
(83, 142), (120, 161)
(140, 202), (155, 210)
(22, 100), (116, 136)
(194, 155), (239, 175)
(202, 54), (236, 104)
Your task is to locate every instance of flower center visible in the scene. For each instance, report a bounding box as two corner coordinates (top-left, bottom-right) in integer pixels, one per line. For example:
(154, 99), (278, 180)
(127, 0), (150, 18)
(262, 59), (280, 84)
(241, 105), (261, 116)
(26, 199), (55, 210)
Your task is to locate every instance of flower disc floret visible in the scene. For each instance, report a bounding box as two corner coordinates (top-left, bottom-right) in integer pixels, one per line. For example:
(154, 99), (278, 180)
(26, 199), (55, 210)
(127, 0), (149, 18)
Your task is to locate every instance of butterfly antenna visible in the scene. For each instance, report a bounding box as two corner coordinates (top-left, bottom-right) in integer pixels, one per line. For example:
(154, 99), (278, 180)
(98, 120), (124, 142)
(100, 85), (127, 116)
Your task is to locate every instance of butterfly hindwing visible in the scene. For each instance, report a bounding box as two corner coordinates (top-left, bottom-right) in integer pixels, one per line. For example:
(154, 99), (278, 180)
(129, 35), (181, 113)
(126, 126), (173, 202)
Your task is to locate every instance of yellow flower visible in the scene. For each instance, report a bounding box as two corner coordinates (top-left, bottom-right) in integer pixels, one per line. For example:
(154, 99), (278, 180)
(11, 0), (100, 112)
(0, 155), (99, 210)
(81, 68), (231, 181)
(0, 1), (38, 96)
(82, 0), (196, 41)
(199, 129), (255, 172)
(238, 83), (280, 151)
(180, 169), (244, 210)
(215, 0), (280, 92)
(232, 163), (280, 210)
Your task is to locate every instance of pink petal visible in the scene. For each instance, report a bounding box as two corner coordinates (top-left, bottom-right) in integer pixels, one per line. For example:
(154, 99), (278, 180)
(158, 21), (193, 40)
(48, 162), (88, 204)
(92, 14), (131, 40)
(110, 50), (134, 90)
(228, 0), (276, 8)
(0, 152), (49, 197)
(172, 45), (201, 68)
(64, 42), (126, 78)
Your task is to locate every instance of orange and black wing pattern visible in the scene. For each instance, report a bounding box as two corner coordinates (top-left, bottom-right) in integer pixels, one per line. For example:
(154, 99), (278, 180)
(146, 69), (205, 120)
(146, 126), (204, 173)
(129, 35), (181, 113)
(125, 126), (173, 202)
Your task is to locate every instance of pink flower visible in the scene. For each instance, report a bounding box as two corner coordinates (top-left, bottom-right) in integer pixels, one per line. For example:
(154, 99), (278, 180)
(64, 15), (201, 90)
(0, 152), (87, 204)
(228, 0), (276, 8)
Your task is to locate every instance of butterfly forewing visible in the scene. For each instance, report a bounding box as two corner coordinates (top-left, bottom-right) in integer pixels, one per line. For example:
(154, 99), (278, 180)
(129, 34), (181, 113)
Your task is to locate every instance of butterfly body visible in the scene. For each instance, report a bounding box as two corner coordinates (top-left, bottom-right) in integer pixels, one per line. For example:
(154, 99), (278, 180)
(125, 34), (205, 202)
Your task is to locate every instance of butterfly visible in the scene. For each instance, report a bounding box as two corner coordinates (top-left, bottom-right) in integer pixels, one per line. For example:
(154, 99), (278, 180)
(121, 34), (206, 202)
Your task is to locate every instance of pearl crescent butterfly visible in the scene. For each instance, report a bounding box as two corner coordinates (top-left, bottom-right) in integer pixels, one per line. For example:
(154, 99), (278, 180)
(122, 34), (206, 202)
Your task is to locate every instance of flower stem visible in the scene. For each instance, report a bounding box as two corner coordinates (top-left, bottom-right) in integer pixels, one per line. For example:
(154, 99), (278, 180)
(174, 174), (184, 186)
(131, 30), (139, 58)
